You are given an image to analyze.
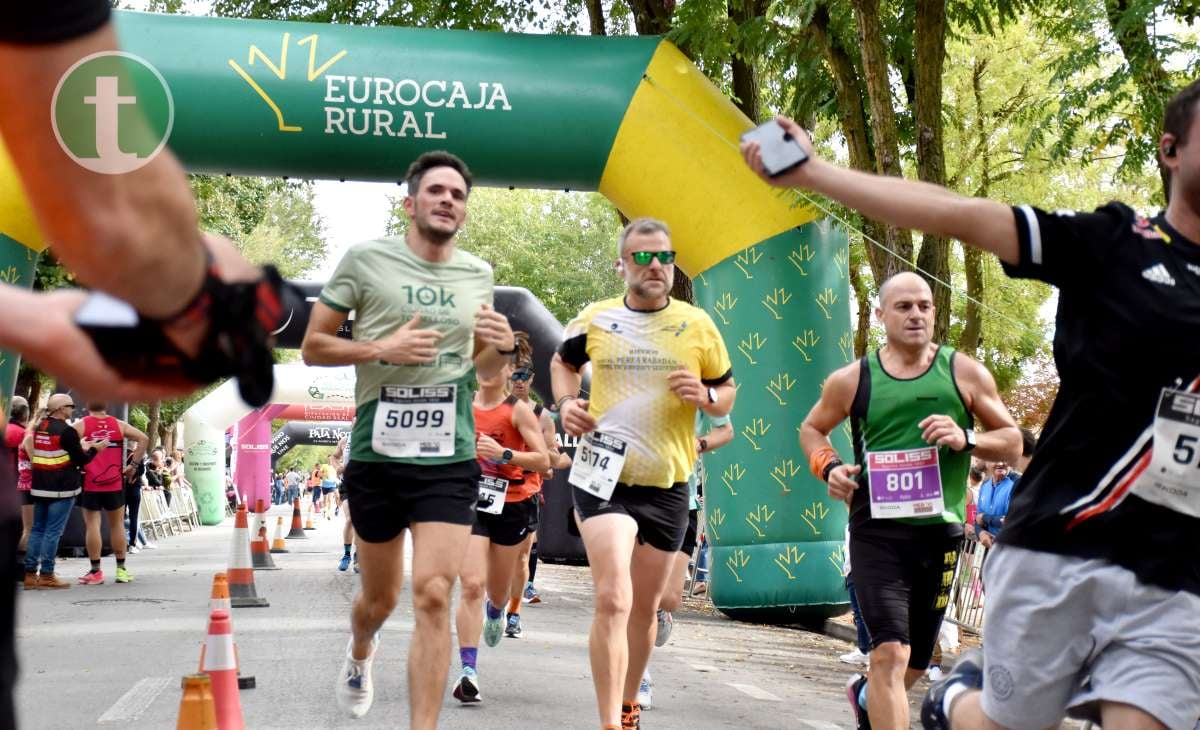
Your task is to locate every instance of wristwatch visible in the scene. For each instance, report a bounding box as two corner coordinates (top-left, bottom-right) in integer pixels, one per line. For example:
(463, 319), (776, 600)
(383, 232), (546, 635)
(500, 449), (513, 464)
(960, 428), (977, 453)
(706, 386), (718, 404)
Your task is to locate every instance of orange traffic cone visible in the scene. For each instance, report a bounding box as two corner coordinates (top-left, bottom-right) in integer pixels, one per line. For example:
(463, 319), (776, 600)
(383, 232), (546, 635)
(210, 573), (231, 614)
(286, 498), (307, 539)
(227, 506), (268, 608)
(304, 501), (316, 530)
(270, 517), (289, 554)
(177, 673), (218, 730)
(250, 524), (280, 571)
(200, 609), (244, 730)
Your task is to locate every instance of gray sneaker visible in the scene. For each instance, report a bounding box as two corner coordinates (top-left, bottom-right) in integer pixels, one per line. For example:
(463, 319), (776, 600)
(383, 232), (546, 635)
(655, 609), (673, 647)
(336, 635), (378, 719)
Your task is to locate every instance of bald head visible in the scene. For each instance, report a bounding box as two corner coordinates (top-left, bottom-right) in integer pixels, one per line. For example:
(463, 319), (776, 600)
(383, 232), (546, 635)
(878, 272), (932, 307)
(47, 394), (76, 418)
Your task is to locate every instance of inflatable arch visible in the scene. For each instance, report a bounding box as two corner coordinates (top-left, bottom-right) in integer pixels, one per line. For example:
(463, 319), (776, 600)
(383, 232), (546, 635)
(271, 421), (353, 467)
(0, 11), (852, 617)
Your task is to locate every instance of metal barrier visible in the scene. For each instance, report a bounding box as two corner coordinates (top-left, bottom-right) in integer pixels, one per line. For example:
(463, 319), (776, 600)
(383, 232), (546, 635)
(944, 538), (989, 634)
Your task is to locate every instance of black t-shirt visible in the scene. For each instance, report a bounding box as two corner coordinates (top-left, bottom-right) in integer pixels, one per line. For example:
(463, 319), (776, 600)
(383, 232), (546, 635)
(0, 2), (111, 44)
(999, 202), (1200, 596)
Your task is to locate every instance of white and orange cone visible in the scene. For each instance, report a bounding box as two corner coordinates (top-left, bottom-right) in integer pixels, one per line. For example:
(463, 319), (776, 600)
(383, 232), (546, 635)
(227, 506), (268, 608)
(200, 609), (244, 730)
(250, 524), (279, 571)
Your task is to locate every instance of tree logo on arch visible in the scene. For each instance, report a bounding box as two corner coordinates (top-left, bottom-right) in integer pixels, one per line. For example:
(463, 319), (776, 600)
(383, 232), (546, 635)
(52, 51), (174, 174)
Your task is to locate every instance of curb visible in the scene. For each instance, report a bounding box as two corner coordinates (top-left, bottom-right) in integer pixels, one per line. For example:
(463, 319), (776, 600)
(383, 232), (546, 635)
(822, 618), (858, 644)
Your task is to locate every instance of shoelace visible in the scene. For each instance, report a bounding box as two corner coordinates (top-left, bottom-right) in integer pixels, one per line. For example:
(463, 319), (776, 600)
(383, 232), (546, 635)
(345, 662), (364, 690)
(621, 703), (641, 730)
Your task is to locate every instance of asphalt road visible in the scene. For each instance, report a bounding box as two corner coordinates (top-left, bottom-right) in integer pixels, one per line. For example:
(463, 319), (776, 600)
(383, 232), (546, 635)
(15, 504), (910, 729)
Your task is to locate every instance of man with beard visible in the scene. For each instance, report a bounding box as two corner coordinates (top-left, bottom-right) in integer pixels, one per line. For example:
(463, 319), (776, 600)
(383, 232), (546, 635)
(302, 151), (515, 727)
(552, 218), (736, 730)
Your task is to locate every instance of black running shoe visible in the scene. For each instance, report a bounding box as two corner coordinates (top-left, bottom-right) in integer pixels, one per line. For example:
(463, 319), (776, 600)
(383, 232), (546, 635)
(846, 673), (871, 730)
(921, 648), (984, 730)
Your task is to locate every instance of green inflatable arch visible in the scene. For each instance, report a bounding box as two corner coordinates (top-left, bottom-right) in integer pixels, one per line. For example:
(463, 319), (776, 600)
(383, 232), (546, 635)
(0, 10), (852, 619)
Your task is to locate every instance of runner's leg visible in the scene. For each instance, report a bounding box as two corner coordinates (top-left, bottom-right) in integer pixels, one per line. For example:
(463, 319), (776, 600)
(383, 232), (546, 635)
(455, 535), (489, 652)
(486, 540), (524, 611)
(622, 541), (675, 704)
(82, 508), (102, 573)
(350, 530), (406, 661)
(658, 552), (690, 613)
(408, 520), (472, 730)
(578, 512), (639, 726)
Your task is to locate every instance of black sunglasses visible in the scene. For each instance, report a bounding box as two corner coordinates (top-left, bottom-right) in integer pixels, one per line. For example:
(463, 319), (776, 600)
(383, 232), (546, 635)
(628, 250), (677, 266)
(511, 370), (533, 382)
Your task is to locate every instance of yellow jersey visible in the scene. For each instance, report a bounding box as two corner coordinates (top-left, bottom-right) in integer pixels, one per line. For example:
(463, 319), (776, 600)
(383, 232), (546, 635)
(559, 297), (732, 488)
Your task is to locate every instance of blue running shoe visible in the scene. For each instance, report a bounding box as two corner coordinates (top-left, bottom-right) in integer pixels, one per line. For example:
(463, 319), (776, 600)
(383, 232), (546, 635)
(523, 582), (541, 604)
(338, 554), (351, 572)
(483, 600), (505, 647)
(505, 612), (522, 638)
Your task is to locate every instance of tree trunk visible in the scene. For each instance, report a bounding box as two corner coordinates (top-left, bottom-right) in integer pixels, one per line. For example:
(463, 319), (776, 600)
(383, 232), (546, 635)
(147, 400), (162, 452)
(628, 0), (675, 35)
(958, 59), (989, 355)
(809, 6), (902, 288)
(671, 272), (695, 305)
(849, 0), (914, 270)
(584, 0), (606, 36)
(1104, 0), (1173, 201)
(848, 246), (873, 358)
(912, 0), (951, 340)
(728, 0), (767, 120)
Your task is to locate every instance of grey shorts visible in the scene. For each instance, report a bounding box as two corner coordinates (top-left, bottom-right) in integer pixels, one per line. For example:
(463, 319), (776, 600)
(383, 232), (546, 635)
(981, 544), (1200, 730)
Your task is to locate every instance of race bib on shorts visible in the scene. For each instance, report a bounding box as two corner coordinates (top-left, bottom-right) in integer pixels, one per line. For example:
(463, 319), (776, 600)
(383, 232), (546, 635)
(476, 475), (508, 515)
(1130, 388), (1200, 517)
(371, 384), (456, 458)
(569, 431), (627, 501)
(866, 446), (944, 519)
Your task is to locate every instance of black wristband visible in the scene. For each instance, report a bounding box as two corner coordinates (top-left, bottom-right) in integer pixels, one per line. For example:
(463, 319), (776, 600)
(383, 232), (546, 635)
(822, 459), (844, 483)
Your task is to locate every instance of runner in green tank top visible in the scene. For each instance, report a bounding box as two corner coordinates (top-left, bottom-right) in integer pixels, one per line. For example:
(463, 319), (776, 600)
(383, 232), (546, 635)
(799, 272), (1021, 730)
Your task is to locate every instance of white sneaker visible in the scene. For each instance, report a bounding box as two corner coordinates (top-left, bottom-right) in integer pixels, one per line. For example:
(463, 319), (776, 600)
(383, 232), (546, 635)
(128, 546), (140, 554)
(637, 668), (652, 710)
(839, 648), (869, 666)
(336, 636), (377, 718)
(143, 542), (158, 550)
(926, 665), (945, 682)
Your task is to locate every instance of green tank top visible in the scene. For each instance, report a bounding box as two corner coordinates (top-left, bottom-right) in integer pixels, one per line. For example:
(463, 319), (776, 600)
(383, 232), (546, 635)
(849, 346), (972, 530)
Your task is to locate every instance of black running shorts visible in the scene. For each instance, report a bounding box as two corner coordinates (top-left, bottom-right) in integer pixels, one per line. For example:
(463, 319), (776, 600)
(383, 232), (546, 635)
(680, 509), (699, 556)
(471, 495), (539, 547)
(80, 490), (125, 512)
(849, 527), (962, 670)
(343, 459), (480, 544)
(573, 482), (690, 553)
(19, 492), (32, 507)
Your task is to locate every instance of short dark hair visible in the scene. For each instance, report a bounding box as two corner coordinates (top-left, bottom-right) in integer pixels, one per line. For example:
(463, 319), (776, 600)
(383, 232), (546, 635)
(404, 151), (473, 196)
(1164, 79), (1200, 149)
(1020, 427), (1037, 457)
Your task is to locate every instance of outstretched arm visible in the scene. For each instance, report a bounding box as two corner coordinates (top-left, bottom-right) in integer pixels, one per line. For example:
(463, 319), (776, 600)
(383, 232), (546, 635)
(741, 116), (1019, 265)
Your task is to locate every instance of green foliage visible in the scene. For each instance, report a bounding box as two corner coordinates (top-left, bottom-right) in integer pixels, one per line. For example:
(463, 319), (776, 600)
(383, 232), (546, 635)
(388, 188), (626, 323)
(275, 444), (334, 474)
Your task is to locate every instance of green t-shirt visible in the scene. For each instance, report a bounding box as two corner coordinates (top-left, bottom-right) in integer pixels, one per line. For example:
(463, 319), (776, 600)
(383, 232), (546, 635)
(319, 237), (494, 464)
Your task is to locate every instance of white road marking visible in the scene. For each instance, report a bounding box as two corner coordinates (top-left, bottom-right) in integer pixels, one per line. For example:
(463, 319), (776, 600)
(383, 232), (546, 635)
(691, 664), (719, 673)
(97, 676), (172, 724)
(798, 721), (842, 729)
(727, 682), (782, 701)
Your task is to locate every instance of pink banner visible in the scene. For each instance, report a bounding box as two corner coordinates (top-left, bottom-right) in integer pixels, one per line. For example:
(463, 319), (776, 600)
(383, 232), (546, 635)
(234, 411), (273, 511)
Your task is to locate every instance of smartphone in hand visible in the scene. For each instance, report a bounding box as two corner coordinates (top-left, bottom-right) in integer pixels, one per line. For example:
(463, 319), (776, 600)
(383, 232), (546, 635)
(740, 120), (809, 177)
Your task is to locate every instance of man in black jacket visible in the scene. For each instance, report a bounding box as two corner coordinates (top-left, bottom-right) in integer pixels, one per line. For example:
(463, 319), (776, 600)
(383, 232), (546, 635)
(22, 394), (108, 590)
